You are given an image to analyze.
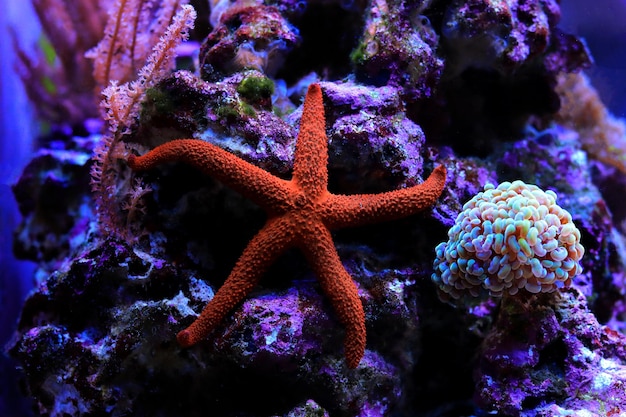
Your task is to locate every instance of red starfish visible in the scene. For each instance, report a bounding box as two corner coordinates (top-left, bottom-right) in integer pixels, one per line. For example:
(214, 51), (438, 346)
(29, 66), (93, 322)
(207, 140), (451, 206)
(128, 83), (446, 368)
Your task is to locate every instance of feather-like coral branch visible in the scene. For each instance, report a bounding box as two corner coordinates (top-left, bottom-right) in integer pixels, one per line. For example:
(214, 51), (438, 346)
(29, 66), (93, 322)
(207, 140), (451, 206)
(90, 4), (196, 235)
(12, 0), (109, 123)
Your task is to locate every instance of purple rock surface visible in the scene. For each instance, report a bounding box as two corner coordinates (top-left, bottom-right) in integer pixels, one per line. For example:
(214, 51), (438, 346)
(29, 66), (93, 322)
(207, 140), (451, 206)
(476, 289), (626, 417)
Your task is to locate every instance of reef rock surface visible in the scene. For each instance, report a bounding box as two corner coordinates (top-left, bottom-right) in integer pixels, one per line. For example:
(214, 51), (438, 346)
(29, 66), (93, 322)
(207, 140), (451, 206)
(8, 0), (626, 416)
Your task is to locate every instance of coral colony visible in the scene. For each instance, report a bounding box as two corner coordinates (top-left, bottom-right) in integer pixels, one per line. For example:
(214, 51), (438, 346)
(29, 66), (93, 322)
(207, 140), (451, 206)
(5, 0), (626, 416)
(432, 181), (585, 299)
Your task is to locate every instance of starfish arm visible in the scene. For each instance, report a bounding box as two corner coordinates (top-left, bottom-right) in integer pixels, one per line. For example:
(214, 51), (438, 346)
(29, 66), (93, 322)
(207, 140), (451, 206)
(177, 217), (295, 347)
(322, 165), (447, 229)
(292, 83), (329, 200)
(128, 139), (295, 212)
(297, 223), (366, 369)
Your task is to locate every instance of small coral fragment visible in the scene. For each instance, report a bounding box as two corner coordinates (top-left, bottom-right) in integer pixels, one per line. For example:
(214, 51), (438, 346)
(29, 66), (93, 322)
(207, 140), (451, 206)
(432, 181), (584, 299)
(555, 72), (626, 174)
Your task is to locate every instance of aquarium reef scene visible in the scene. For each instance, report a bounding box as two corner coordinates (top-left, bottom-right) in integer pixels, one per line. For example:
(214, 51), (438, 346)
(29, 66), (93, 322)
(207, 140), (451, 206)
(3, 0), (626, 416)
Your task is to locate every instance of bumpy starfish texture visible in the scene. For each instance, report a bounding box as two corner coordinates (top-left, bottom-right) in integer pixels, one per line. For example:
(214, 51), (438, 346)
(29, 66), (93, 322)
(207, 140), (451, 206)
(128, 83), (447, 368)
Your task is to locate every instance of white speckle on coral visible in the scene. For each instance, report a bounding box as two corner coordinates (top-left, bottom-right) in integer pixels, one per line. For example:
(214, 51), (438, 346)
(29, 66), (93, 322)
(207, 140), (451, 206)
(572, 346), (595, 363)
(592, 371), (613, 391)
(571, 149), (587, 167)
(84, 335), (113, 361)
(388, 278), (412, 295)
(600, 357), (619, 370)
(167, 291), (200, 317)
(188, 276), (215, 302)
(590, 357), (626, 393)
(42, 376), (91, 415)
(265, 328), (279, 345)
(534, 404), (624, 417)
(129, 247), (164, 280)
(361, 400), (388, 417)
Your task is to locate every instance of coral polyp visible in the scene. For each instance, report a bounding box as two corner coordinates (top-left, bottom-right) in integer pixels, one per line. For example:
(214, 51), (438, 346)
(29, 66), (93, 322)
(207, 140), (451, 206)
(432, 181), (585, 300)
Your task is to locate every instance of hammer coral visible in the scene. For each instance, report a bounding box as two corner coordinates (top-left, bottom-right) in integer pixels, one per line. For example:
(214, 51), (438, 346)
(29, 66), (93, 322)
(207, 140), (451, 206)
(432, 181), (584, 300)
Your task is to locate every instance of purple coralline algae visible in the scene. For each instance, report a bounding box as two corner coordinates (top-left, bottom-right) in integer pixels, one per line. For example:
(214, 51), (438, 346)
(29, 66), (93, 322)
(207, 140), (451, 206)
(351, 0), (443, 99)
(200, 4), (300, 81)
(442, 0), (560, 74)
(323, 82), (429, 191)
(476, 289), (626, 417)
(6, 0), (626, 416)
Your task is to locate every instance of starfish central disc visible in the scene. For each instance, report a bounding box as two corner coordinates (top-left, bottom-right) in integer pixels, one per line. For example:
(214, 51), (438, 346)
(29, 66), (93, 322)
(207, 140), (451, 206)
(127, 83), (447, 368)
